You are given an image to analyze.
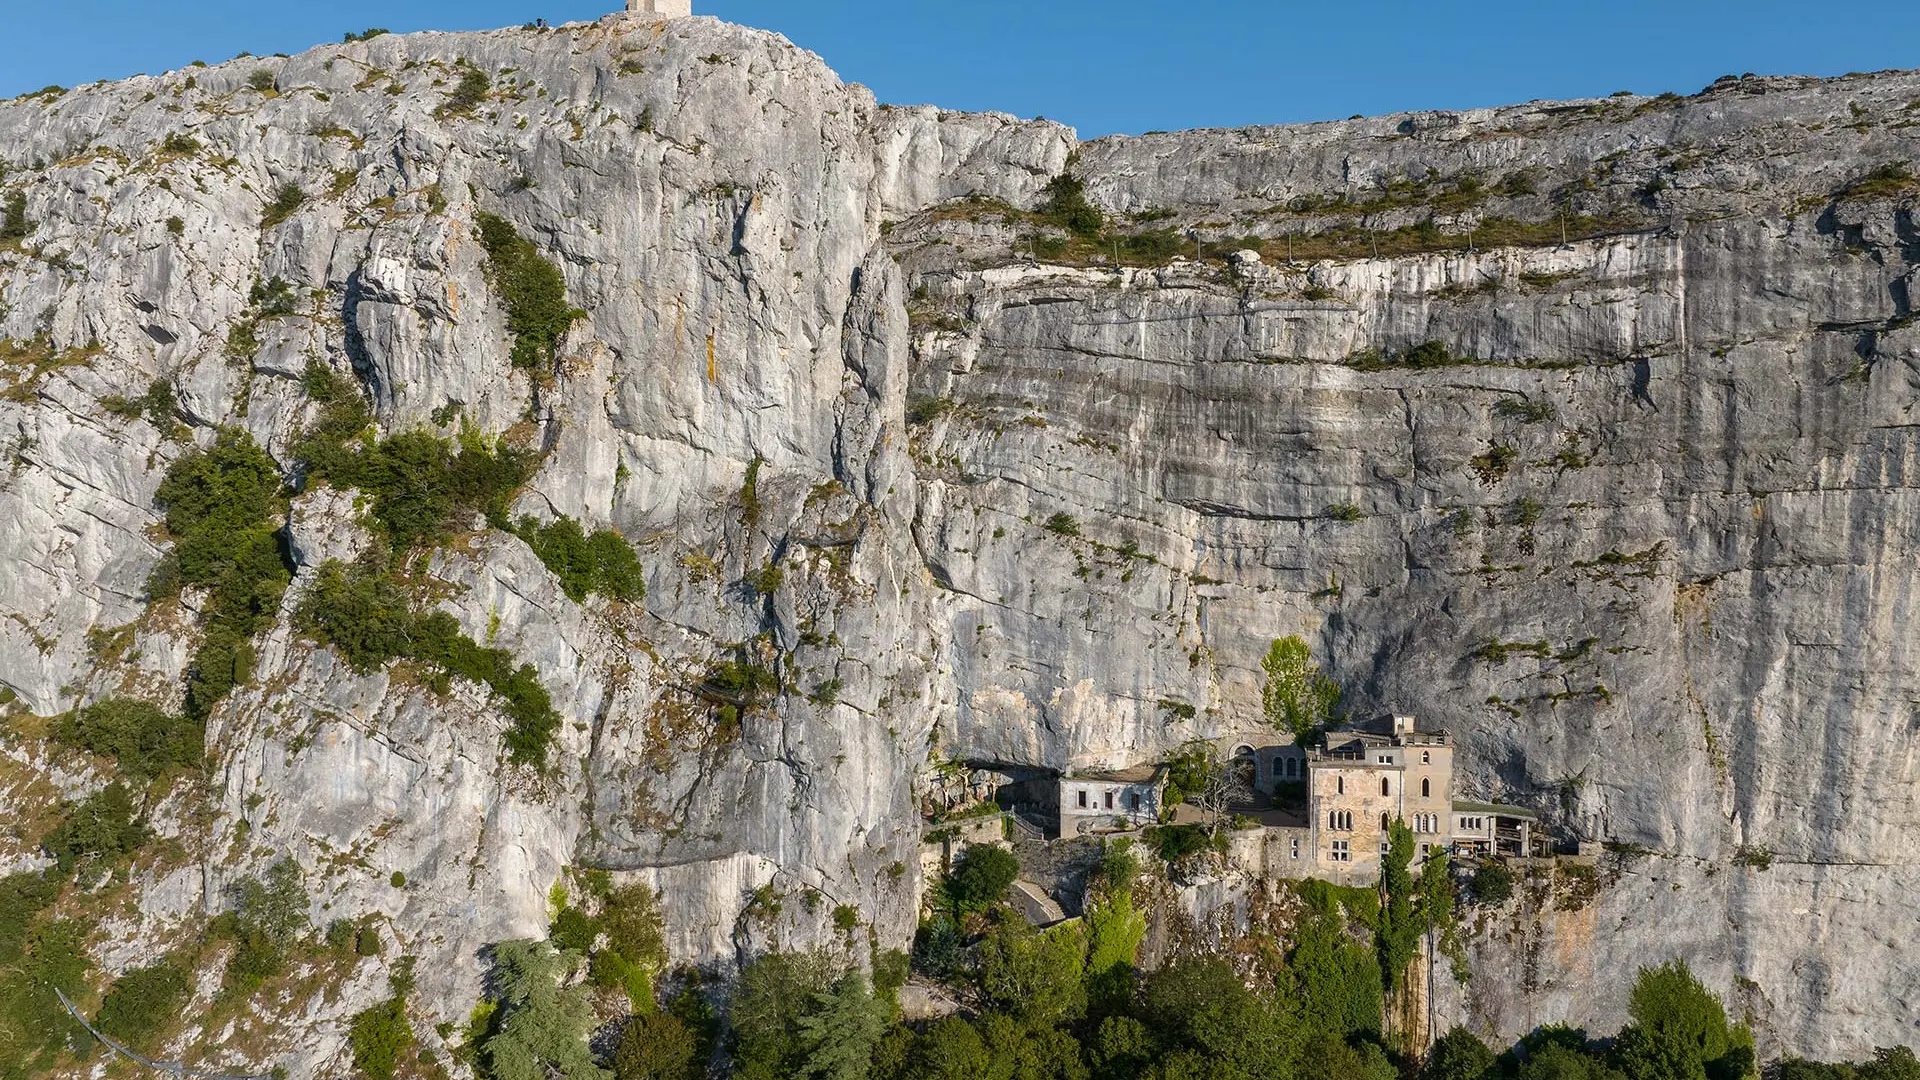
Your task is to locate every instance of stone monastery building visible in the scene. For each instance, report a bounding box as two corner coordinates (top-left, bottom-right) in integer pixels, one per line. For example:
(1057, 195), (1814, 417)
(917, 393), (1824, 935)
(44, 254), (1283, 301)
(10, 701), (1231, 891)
(1056, 716), (1536, 886)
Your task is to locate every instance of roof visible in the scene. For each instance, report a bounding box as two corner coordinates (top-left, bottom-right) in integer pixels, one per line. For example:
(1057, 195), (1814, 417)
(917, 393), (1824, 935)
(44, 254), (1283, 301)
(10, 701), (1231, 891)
(1066, 765), (1162, 784)
(1452, 799), (1537, 819)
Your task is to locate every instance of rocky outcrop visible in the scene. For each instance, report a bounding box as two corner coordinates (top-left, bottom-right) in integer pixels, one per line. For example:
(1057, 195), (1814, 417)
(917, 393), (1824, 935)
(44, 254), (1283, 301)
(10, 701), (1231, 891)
(1, 12), (1917, 1070)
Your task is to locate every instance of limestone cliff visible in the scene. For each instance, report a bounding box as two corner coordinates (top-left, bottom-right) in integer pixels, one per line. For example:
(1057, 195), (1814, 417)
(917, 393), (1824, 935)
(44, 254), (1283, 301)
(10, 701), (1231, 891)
(0, 11), (1915, 1072)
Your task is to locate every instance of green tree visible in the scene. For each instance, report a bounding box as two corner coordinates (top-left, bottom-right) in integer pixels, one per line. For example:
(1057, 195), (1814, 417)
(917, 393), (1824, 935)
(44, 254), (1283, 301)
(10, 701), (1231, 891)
(732, 951), (836, 1080)
(977, 917), (1088, 1030)
(93, 959), (191, 1053)
(481, 940), (610, 1080)
(1138, 958), (1295, 1079)
(1284, 907), (1382, 1040)
(1426, 1027), (1496, 1080)
(44, 782), (148, 871)
(349, 996), (413, 1080)
(948, 844), (1020, 914)
(54, 698), (203, 781)
(1260, 636), (1341, 745)
(1614, 962), (1750, 1080)
(613, 1010), (699, 1080)
(905, 1016), (997, 1080)
(794, 974), (889, 1080)
(219, 858), (310, 992)
(1471, 861), (1514, 905)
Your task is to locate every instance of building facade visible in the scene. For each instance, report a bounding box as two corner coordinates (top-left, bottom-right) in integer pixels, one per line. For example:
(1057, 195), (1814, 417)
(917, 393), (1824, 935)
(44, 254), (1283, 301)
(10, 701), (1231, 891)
(1054, 766), (1164, 838)
(626, 0), (693, 17)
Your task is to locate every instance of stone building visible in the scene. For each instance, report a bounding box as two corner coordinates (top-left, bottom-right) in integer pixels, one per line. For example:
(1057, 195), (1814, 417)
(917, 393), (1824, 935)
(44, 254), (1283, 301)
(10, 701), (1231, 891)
(1053, 765), (1165, 838)
(626, 0), (692, 17)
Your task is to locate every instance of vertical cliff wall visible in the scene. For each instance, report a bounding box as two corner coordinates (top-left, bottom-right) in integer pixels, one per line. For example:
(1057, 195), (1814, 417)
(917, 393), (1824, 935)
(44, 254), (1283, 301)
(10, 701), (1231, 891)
(0, 13), (1916, 1071)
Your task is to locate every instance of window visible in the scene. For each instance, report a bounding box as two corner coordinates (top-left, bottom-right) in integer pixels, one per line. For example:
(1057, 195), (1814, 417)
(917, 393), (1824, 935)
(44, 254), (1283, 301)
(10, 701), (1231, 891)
(1130, 793), (1141, 812)
(1076, 790), (1087, 809)
(1104, 790), (1114, 810)
(1422, 777), (1431, 798)
(1381, 812), (1390, 831)
(1378, 755), (1390, 764)
(1421, 751), (1431, 765)
(1286, 758), (1297, 778)
(1290, 837), (1300, 859)
(1420, 843), (1430, 856)
(1337, 776), (1344, 795)
(1331, 840), (1350, 862)
(1381, 777), (1390, 796)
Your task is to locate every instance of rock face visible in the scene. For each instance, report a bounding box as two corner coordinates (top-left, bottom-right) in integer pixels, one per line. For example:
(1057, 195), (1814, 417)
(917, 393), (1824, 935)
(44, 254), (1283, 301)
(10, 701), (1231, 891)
(0, 14), (1916, 1071)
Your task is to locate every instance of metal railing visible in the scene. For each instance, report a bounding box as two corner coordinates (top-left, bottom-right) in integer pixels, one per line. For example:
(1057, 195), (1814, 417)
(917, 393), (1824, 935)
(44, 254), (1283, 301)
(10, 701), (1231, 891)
(58, 988), (277, 1080)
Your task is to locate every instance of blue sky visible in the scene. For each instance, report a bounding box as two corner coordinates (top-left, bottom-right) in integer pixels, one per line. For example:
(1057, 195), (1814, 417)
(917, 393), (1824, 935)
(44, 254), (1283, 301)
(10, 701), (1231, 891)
(4, 2), (1918, 137)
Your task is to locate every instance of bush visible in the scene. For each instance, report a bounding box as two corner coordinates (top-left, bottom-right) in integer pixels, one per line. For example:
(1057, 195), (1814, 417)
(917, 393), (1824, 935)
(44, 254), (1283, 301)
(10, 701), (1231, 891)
(437, 65), (491, 119)
(217, 858), (309, 992)
(947, 844), (1019, 913)
(514, 516), (646, 602)
(1038, 172), (1103, 237)
(94, 959), (191, 1052)
(152, 429), (292, 719)
(326, 918), (356, 951)
(296, 559), (562, 767)
(350, 997), (413, 1080)
(614, 1010), (698, 1080)
(343, 28), (390, 43)
(1471, 861), (1515, 905)
(55, 698), (203, 781)
(356, 925), (384, 956)
(246, 69), (276, 92)
(44, 782), (148, 871)
(0, 917), (91, 1080)
(261, 182), (304, 228)
(1043, 512), (1080, 537)
(1, 191), (28, 242)
(475, 213), (583, 372)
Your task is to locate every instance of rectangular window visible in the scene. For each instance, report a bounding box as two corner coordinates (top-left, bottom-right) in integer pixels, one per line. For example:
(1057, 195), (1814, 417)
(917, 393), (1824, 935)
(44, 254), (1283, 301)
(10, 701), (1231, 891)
(1076, 790), (1087, 809)
(1332, 840), (1350, 862)
(1104, 791), (1114, 810)
(1290, 838), (1300, 859)
(1130, 793), (1141, 812)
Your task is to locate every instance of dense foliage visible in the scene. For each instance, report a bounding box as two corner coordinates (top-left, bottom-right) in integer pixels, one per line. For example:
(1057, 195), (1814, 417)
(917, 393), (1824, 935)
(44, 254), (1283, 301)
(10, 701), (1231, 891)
(513, 515), (647, 603)
(297, 558), (561, 766)
(210, 859), (310, 993)
(93, 959), (192, 1054)
(151, 429), (293, 720)
(42, 782), (148, 872)
(53, 698), (202, 781)
(0, 191), (28, 242)
(1261, 635), (1342, 745)
(349, 959), (417, 1080)
(476, 212), (584, 372)
(946, 844), (1019, 915)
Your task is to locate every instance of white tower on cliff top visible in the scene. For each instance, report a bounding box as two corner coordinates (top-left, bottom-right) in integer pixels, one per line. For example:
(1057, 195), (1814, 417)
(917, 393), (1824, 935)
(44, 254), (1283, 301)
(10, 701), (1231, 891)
(627, 0), (692, 16)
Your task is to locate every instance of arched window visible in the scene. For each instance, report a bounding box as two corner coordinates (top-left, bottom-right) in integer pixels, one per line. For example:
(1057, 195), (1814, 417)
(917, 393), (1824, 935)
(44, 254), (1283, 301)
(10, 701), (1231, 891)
(1422, 751), (1431, 765)
(1287, 758), (1297, 778)
(1422, 777), (1431, 798)
(1344, 811), (1353, 830)
(1337, 776), (1344, 795)
(1381, 777), (1390, 796)
(1381, 812), (1390, 831)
